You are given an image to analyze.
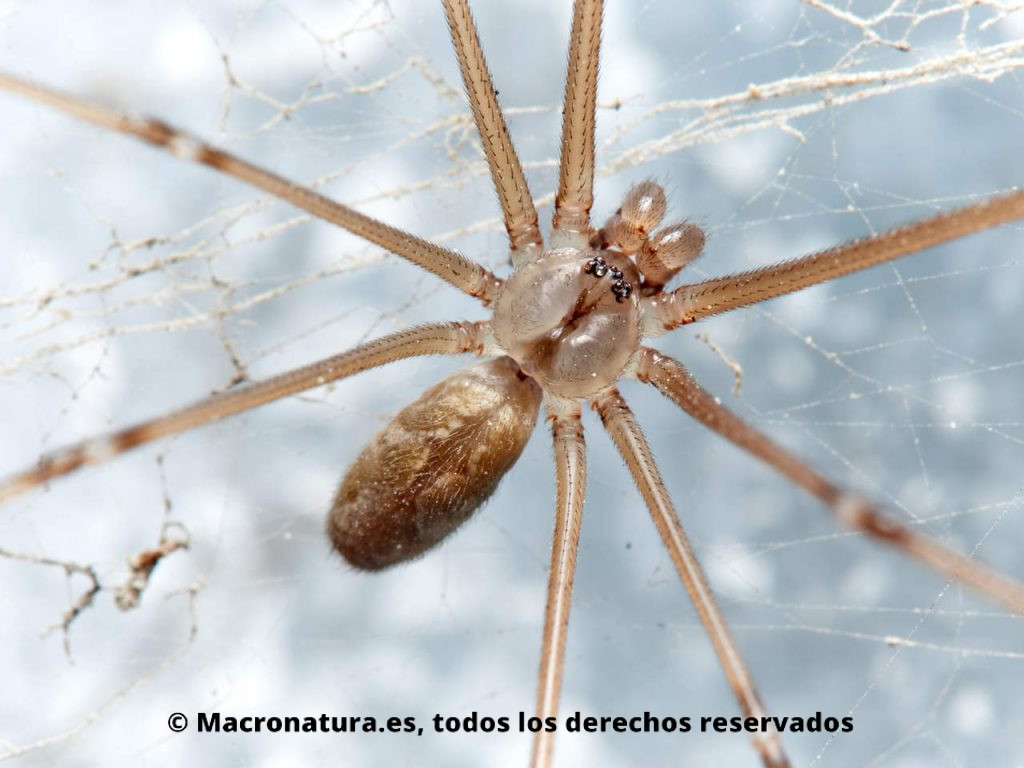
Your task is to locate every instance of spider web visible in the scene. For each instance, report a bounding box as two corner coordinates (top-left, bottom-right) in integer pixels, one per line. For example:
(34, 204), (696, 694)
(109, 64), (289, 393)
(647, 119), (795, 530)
(1, 0), (1022, 766)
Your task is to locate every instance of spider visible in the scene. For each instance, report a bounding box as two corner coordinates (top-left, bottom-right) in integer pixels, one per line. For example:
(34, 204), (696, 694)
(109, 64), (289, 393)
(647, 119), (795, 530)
(2, 0), (1024, 766)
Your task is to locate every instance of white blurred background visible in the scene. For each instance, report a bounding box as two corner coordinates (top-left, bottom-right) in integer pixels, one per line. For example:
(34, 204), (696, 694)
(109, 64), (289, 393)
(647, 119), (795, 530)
(1, 1), (1023, 765)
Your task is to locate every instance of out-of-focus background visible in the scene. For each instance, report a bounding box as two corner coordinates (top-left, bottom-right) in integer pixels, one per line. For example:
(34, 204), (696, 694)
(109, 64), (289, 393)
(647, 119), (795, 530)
(1, 1), (1023, 765)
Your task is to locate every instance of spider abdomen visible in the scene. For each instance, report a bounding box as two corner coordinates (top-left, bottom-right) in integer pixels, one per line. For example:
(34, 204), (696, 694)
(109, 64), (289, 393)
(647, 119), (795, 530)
(327, 356), (541, 570)
(492, 249), (641, 399)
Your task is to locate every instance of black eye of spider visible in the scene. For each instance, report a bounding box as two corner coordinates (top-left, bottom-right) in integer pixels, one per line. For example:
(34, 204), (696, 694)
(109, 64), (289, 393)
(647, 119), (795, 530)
(584, 256), (632, 301)
(584, 255), (609, 277)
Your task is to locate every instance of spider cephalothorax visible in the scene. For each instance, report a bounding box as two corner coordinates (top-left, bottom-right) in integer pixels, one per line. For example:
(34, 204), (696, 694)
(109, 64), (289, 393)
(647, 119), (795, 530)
(2, 1), (1024, 767)
(492, 248), (639, 398)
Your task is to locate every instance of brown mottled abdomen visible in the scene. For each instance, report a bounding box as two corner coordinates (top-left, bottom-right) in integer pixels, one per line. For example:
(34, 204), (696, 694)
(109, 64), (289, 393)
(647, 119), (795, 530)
(328, 356), (542, 570)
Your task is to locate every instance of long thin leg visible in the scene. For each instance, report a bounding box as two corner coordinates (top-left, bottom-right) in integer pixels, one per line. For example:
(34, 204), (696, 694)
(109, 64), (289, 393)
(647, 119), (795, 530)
(635, 347), (1024, 614)
(443, 0), (543, 259)
(0, 73), (501, 304)
(646, 188), (1024, 329)
(0, 321), (487, 504)
(551, 0), (602, 243)
(594, 388), (790, 768)
(531, 401), (586, 768)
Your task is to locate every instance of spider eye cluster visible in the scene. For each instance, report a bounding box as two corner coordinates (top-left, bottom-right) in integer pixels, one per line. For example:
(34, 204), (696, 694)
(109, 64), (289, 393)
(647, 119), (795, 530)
(583, 255), (633, 302)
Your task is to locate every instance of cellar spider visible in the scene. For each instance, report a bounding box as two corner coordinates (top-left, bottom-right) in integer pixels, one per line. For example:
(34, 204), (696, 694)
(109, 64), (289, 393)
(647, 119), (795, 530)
(2, 0), (1024, 766)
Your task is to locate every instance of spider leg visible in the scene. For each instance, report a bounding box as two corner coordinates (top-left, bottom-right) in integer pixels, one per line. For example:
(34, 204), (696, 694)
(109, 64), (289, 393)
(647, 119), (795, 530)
(531, 401), (586, 768)
(443, 0), (543, 260)
(594, 388), (790, 768)
(0, 73), (501, 305)
(551, 0), (602, 245)
(0, 321), (488, 504)
(645, 187), (1024, 329)
(635, 346), (1024, 614)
